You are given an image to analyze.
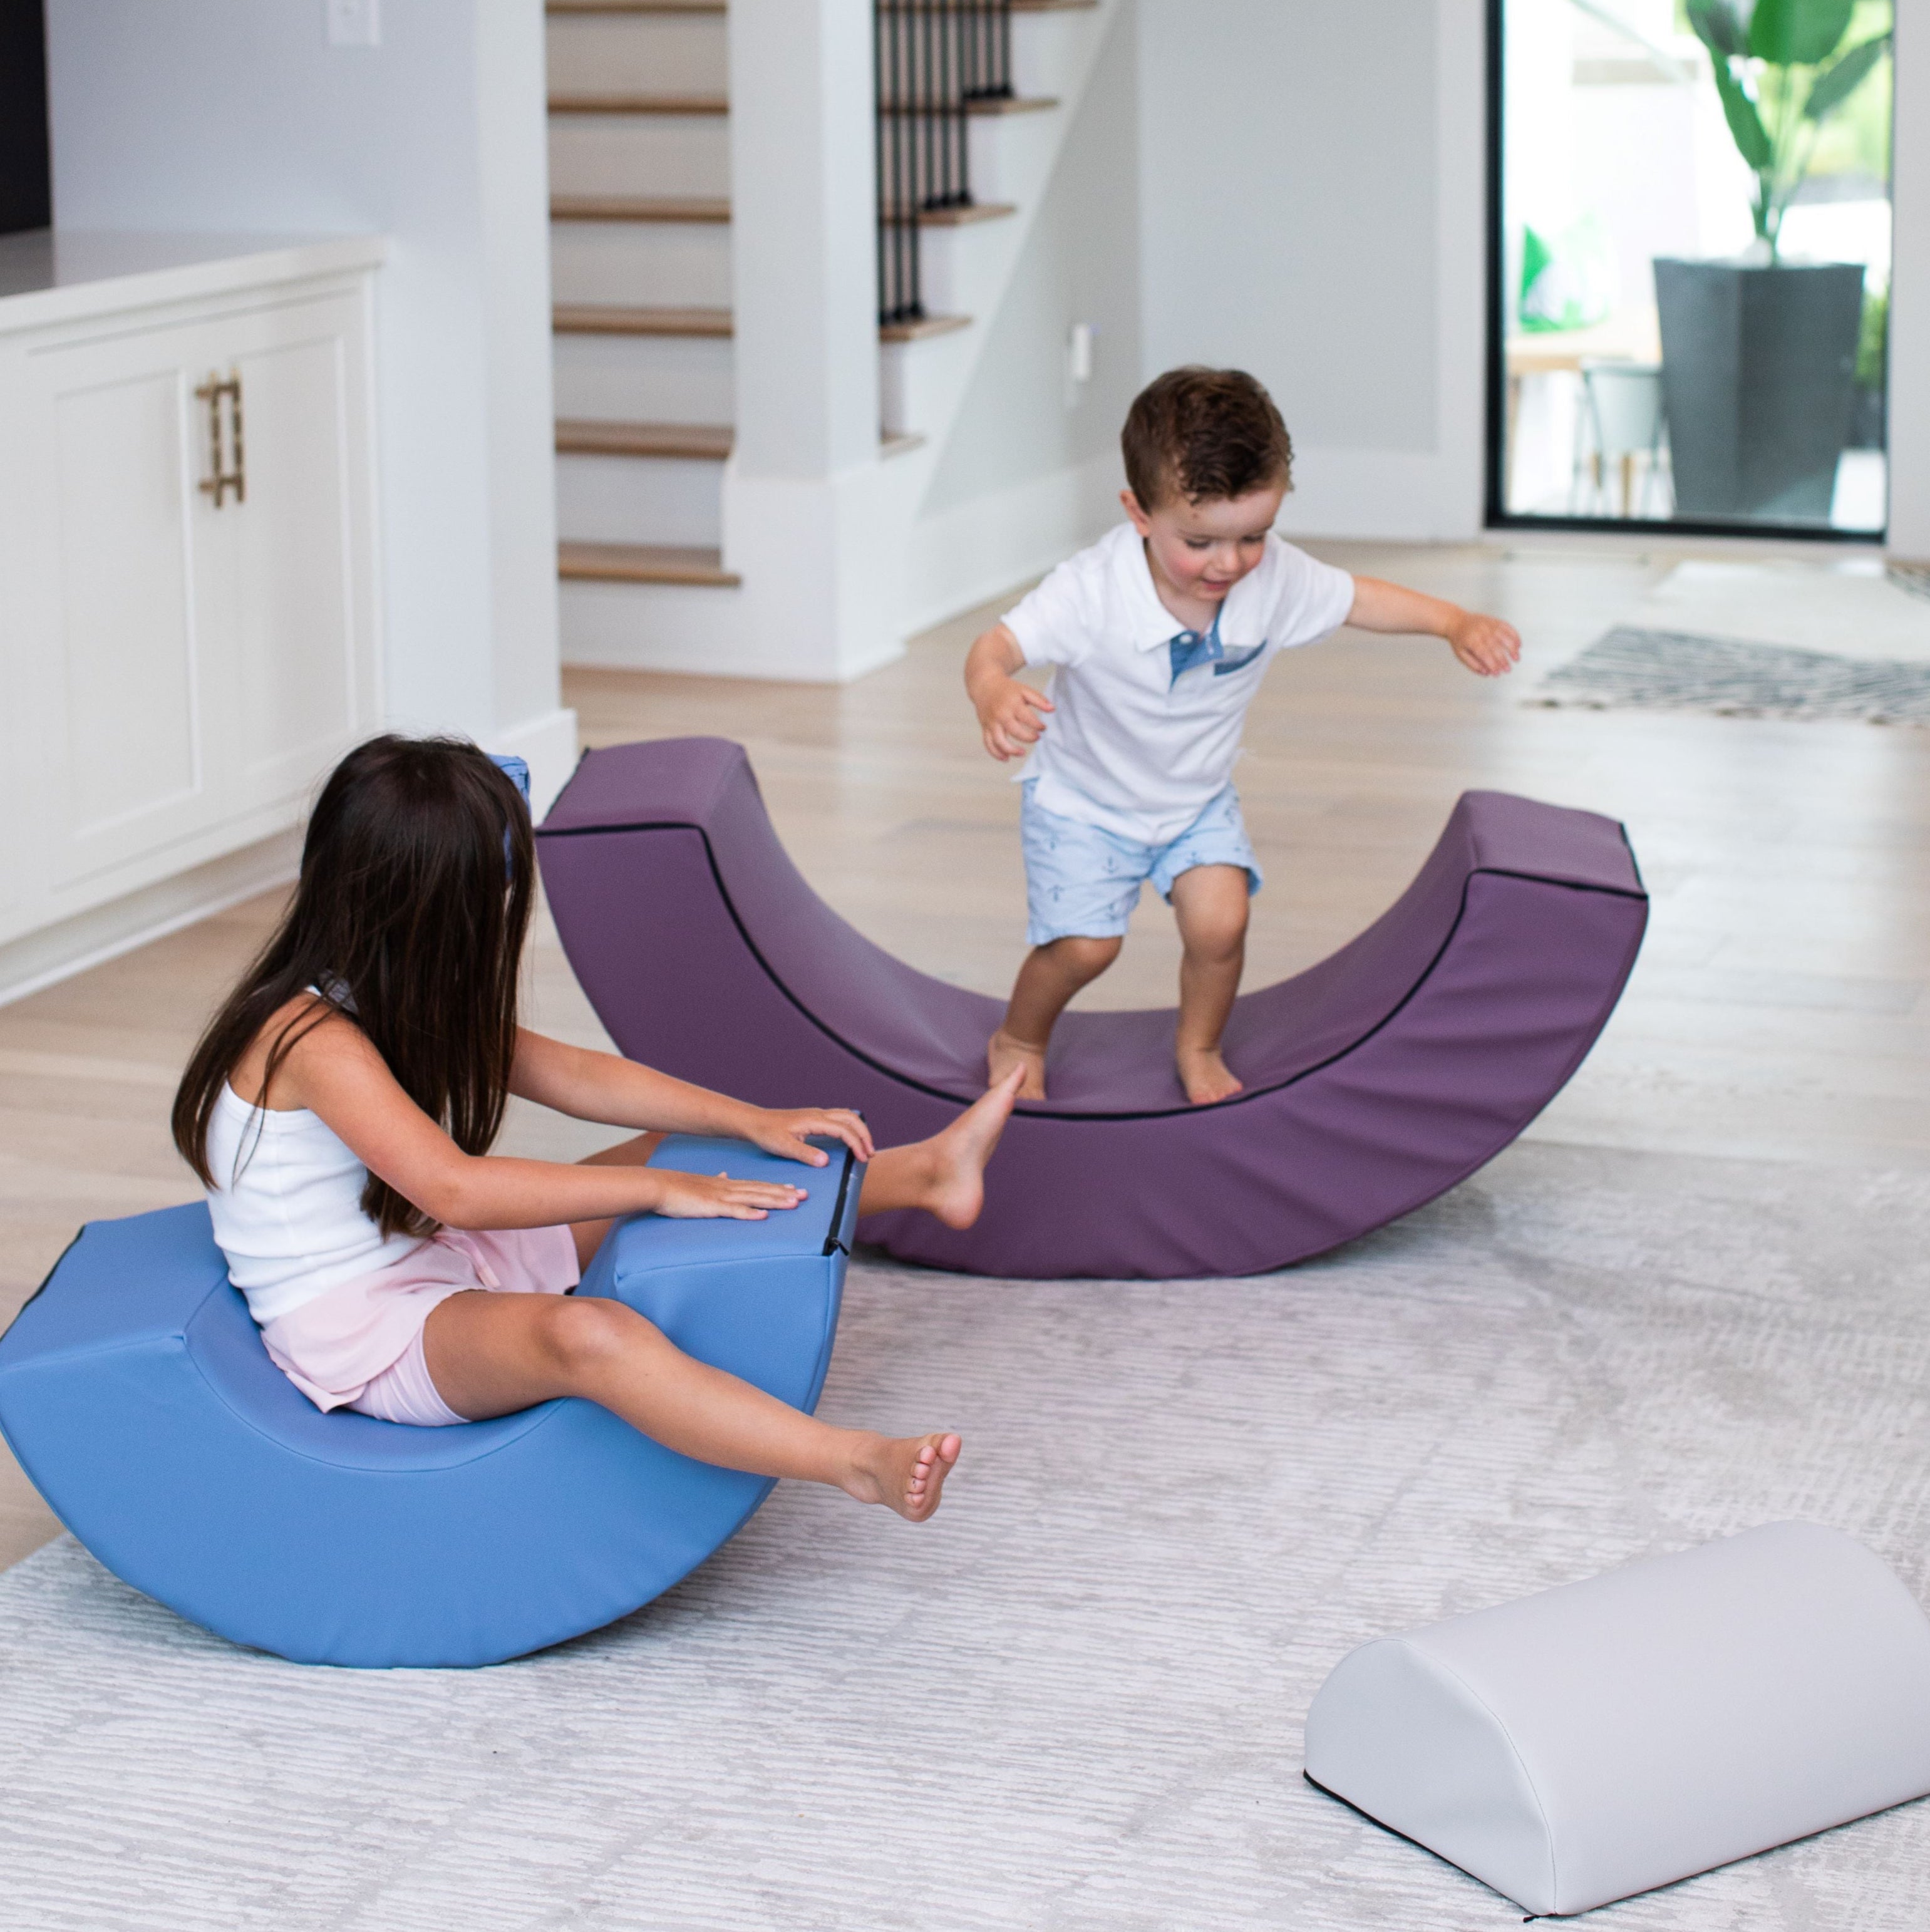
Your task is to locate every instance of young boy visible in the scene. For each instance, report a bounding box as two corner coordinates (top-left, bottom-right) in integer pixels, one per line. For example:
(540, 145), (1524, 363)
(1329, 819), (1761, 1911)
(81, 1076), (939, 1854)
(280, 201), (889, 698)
(966, 366), (1521, 1106)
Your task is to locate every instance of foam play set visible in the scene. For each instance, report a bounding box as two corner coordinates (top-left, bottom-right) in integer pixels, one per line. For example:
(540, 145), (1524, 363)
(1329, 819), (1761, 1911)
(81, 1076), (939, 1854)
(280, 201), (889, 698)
(1304, 1522), (1930, 1916)
(0, 1136), (860, 1668)
(537, 736), (1649, 1279)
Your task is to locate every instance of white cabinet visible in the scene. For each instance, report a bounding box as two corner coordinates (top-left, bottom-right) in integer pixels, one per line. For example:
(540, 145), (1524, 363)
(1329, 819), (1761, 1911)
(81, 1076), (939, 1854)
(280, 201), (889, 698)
(0, 235), (383, 954)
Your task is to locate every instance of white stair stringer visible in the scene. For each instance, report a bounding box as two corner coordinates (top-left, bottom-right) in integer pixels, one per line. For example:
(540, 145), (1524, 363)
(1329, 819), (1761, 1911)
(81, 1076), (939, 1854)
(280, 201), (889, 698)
(875, 0), (1127, 633)
(878, 1), (1118, 452)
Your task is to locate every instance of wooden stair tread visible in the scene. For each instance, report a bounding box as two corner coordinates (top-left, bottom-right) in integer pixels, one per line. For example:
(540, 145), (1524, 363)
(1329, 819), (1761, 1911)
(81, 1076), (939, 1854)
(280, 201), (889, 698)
(554, 304), (734, 337)
(880, 96), (1059, 116)
(880, 202), (1018, 228)
(560, 542), (739, 586)
(547, 2), (724, 13)
(556, 419), (733, 460)
(879, 312), (972, 344)
(551, 194), (730, 223)
(549, 93), (728, 115)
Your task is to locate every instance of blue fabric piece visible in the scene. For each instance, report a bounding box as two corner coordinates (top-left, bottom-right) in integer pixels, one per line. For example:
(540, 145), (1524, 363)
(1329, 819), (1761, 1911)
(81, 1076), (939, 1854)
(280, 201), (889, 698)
(1167, 608), (1226, 686)
(1212, 643), (1267, 678)
(0, 1136), (860, 1668)
(490, 753), (531, 878)
(488, 753), (531, 804)
(1020, 782), (1262, 945)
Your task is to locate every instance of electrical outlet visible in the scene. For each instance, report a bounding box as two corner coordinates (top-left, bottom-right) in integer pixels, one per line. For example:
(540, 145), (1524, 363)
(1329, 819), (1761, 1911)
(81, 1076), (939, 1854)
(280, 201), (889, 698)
(326, 0), (381, 48)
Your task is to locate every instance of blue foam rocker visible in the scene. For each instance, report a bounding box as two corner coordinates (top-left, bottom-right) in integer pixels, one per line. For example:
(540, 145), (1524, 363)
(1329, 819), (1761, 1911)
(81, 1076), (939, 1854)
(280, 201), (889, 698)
(0, 1136), (860, 1668)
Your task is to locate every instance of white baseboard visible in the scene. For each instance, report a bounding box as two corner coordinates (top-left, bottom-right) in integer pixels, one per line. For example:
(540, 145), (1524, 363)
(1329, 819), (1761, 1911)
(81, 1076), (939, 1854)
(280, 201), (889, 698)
(0, 829), (302, 1011)
(486, 706), (581, 817)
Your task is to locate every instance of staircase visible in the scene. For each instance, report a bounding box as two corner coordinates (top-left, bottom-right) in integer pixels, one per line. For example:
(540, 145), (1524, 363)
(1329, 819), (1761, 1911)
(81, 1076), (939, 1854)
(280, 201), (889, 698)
(544, 0), (1103, 669)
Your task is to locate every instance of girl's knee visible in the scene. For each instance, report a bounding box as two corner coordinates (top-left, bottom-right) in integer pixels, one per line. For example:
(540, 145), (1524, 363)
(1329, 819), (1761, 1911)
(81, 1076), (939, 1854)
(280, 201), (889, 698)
(537, 1295), (658, 1378)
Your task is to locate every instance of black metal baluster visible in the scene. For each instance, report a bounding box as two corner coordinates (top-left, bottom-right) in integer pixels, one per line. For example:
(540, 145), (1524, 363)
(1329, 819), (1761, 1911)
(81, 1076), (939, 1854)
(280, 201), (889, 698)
(940, 0), (959, 207)
(875, 0), (890, 321)
(899, 3), (920, 315)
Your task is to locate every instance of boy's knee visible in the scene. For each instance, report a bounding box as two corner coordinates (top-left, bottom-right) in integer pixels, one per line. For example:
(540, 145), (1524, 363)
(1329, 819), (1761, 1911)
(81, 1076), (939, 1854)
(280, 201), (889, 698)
(1048, 933), (1123, 981)
(538, 1296), (656, 1377)
(1178, 896), (1248, 963)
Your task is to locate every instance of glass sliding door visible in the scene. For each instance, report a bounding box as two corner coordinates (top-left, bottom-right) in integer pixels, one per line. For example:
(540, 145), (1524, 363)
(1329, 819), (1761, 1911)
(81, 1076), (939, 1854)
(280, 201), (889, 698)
(1489, 0), (1892, 537)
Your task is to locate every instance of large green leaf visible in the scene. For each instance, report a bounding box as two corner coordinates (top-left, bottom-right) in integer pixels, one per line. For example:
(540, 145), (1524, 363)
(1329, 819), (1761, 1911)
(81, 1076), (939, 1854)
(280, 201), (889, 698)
(1710, 56), (1773, 170)
(1804, 32), (1891, 120)
(1686, 0), (1748, 57)
(1748, 0), (1856, 66)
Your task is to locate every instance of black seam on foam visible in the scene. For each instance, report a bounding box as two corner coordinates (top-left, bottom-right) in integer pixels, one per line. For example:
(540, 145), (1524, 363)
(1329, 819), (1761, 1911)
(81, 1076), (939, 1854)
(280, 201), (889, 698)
(823, 1145), (857, 1256)
(2, 1224), (88, 1342)
(537, 818), (1647, 1125)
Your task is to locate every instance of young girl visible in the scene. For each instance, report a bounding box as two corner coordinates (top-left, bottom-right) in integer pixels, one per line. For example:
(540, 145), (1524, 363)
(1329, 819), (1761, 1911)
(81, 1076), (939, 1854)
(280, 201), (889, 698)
(173, 735), (1022, 1523)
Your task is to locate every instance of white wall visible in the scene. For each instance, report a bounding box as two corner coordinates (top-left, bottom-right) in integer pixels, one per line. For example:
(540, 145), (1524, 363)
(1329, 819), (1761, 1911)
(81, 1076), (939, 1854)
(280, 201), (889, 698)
(1134, 0), (1484, 544)
(44, 0), (577, 803)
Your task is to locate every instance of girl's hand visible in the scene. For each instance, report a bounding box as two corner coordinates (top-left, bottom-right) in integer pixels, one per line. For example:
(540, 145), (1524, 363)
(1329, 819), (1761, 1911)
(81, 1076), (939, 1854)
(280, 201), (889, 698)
(649, 1169), (808, 1221)
(1447, 611), (1522, 678)
(746, 1107), (875, 1167)
(978, 678), (1054, 761)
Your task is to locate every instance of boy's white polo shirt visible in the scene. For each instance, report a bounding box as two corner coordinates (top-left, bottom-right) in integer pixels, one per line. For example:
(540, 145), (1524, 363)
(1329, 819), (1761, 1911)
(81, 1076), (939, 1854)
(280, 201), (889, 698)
(1002, 520), (1355, 845)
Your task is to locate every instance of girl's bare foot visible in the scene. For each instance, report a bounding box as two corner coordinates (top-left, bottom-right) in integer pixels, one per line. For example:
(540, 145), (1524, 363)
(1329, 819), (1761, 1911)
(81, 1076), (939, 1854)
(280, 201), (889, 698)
(1177, 1045), (1244, 1106)
(986, 1028), (1048, 1102)
(842, 1431), (962, 1521)
(919, 1065), (1023, 1227)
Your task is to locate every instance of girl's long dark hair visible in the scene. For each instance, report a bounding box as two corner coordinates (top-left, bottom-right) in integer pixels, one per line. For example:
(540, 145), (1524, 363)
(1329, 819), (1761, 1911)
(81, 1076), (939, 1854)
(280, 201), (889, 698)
(172, 735), (534, 1238)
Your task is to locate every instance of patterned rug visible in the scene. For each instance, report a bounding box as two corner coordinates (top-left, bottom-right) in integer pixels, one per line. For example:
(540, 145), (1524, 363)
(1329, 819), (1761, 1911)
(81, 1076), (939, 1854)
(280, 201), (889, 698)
(1532, 626), (1930, 725)
(3, 1142), (1930, 1930)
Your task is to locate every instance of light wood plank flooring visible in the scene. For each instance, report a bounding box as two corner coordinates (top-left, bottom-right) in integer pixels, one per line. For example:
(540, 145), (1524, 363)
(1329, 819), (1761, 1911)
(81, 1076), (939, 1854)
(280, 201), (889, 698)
(3, 540), (1925, 1571)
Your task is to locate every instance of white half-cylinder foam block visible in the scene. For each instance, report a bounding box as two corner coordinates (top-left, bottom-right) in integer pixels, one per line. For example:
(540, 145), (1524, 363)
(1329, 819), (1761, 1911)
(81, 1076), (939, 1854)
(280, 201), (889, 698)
(1304, 1523), (1930, 1917)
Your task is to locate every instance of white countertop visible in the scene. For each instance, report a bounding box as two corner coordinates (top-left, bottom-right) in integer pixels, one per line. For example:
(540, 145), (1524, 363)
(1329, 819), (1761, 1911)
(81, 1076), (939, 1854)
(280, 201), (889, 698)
(0, 230), (386, 333)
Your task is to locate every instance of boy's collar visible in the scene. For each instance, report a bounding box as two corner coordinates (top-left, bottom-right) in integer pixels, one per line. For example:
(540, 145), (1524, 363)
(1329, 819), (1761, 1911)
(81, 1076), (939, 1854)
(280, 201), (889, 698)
(1109, 520), (1266, 651)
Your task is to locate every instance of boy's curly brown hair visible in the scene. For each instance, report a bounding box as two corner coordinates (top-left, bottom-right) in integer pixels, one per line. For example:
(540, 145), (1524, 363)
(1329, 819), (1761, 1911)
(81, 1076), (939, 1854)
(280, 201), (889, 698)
(1122, 366), (1293, 510)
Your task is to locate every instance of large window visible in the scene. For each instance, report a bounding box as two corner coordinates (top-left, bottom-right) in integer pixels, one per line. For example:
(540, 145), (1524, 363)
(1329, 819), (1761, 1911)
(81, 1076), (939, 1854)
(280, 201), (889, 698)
(1490, 0), (1893, 537)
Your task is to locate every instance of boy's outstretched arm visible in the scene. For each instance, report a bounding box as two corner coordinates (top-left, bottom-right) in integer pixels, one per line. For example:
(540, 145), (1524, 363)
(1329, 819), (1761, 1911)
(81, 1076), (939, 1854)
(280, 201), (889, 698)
(966, 622), (1056, 760)
(1346, 576), (1522, 677)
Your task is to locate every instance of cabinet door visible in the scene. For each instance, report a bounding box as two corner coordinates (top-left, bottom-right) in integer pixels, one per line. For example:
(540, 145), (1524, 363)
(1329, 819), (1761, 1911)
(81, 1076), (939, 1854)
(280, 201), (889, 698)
(9, 321), (221, 891)
(197, 289), (377, 819)
(1, 279), (378, 924)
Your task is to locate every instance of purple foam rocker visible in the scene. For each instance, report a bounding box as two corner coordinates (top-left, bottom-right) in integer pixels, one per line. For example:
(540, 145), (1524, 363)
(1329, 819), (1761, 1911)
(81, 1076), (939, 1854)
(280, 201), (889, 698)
(537, 739), (1646, 1279)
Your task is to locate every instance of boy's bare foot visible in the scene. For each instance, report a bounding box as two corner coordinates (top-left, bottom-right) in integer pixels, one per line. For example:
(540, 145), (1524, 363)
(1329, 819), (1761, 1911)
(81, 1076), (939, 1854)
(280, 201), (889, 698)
(1177, 1045), (1244, 1106)
(914, 1065), (1023, 1227)
(987, 1028), (1048, 1102)
(842, 1431), (962, 1522)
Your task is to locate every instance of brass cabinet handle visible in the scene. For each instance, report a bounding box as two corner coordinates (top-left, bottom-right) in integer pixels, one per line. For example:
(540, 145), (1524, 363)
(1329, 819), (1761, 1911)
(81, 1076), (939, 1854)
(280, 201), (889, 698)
(195, 371), (245, 508)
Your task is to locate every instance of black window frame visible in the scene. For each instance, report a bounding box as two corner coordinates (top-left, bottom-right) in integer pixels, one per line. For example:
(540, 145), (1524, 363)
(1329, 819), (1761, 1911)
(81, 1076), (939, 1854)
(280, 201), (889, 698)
(1483, 0), (1888, 544)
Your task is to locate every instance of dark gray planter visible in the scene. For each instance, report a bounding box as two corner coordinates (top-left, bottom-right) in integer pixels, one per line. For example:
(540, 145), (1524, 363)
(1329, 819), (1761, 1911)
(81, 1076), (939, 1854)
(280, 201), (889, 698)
(1653, 258), (1864, 524)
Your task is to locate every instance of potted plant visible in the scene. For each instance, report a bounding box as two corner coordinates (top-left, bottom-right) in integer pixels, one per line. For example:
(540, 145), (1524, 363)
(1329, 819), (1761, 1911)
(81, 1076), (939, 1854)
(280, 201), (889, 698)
(1653, 0), (1891, 522)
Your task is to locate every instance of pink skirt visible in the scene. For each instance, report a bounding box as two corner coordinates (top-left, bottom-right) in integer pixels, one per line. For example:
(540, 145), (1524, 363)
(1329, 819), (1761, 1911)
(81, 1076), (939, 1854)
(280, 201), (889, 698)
(257, 1225), (581, 1428)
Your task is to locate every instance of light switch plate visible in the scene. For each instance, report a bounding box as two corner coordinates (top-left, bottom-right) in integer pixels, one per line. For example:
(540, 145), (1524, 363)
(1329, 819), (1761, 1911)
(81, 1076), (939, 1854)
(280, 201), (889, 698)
(326, 0), (381, 48)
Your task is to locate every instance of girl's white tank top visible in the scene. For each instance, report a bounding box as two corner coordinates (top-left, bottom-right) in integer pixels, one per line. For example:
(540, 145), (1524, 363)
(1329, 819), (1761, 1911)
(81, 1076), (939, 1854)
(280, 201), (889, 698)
(205, 1083), (423, 1323)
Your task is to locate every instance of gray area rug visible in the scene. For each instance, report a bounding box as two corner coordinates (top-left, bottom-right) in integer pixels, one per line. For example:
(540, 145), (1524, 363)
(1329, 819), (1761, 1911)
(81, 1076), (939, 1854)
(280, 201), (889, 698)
(1532, 626), (1930, 725)
(4, 1143), (1930, 1930)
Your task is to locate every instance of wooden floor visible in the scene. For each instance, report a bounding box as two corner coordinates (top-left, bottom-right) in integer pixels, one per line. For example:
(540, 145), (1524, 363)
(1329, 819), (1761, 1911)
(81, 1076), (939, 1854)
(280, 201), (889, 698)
(3, 539), (1926, 1570)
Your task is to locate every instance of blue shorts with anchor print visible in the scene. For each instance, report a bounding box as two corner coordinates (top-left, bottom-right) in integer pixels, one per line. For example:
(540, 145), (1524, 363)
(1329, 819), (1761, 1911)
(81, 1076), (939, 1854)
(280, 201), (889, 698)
(1019, 781), (1262, 946)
